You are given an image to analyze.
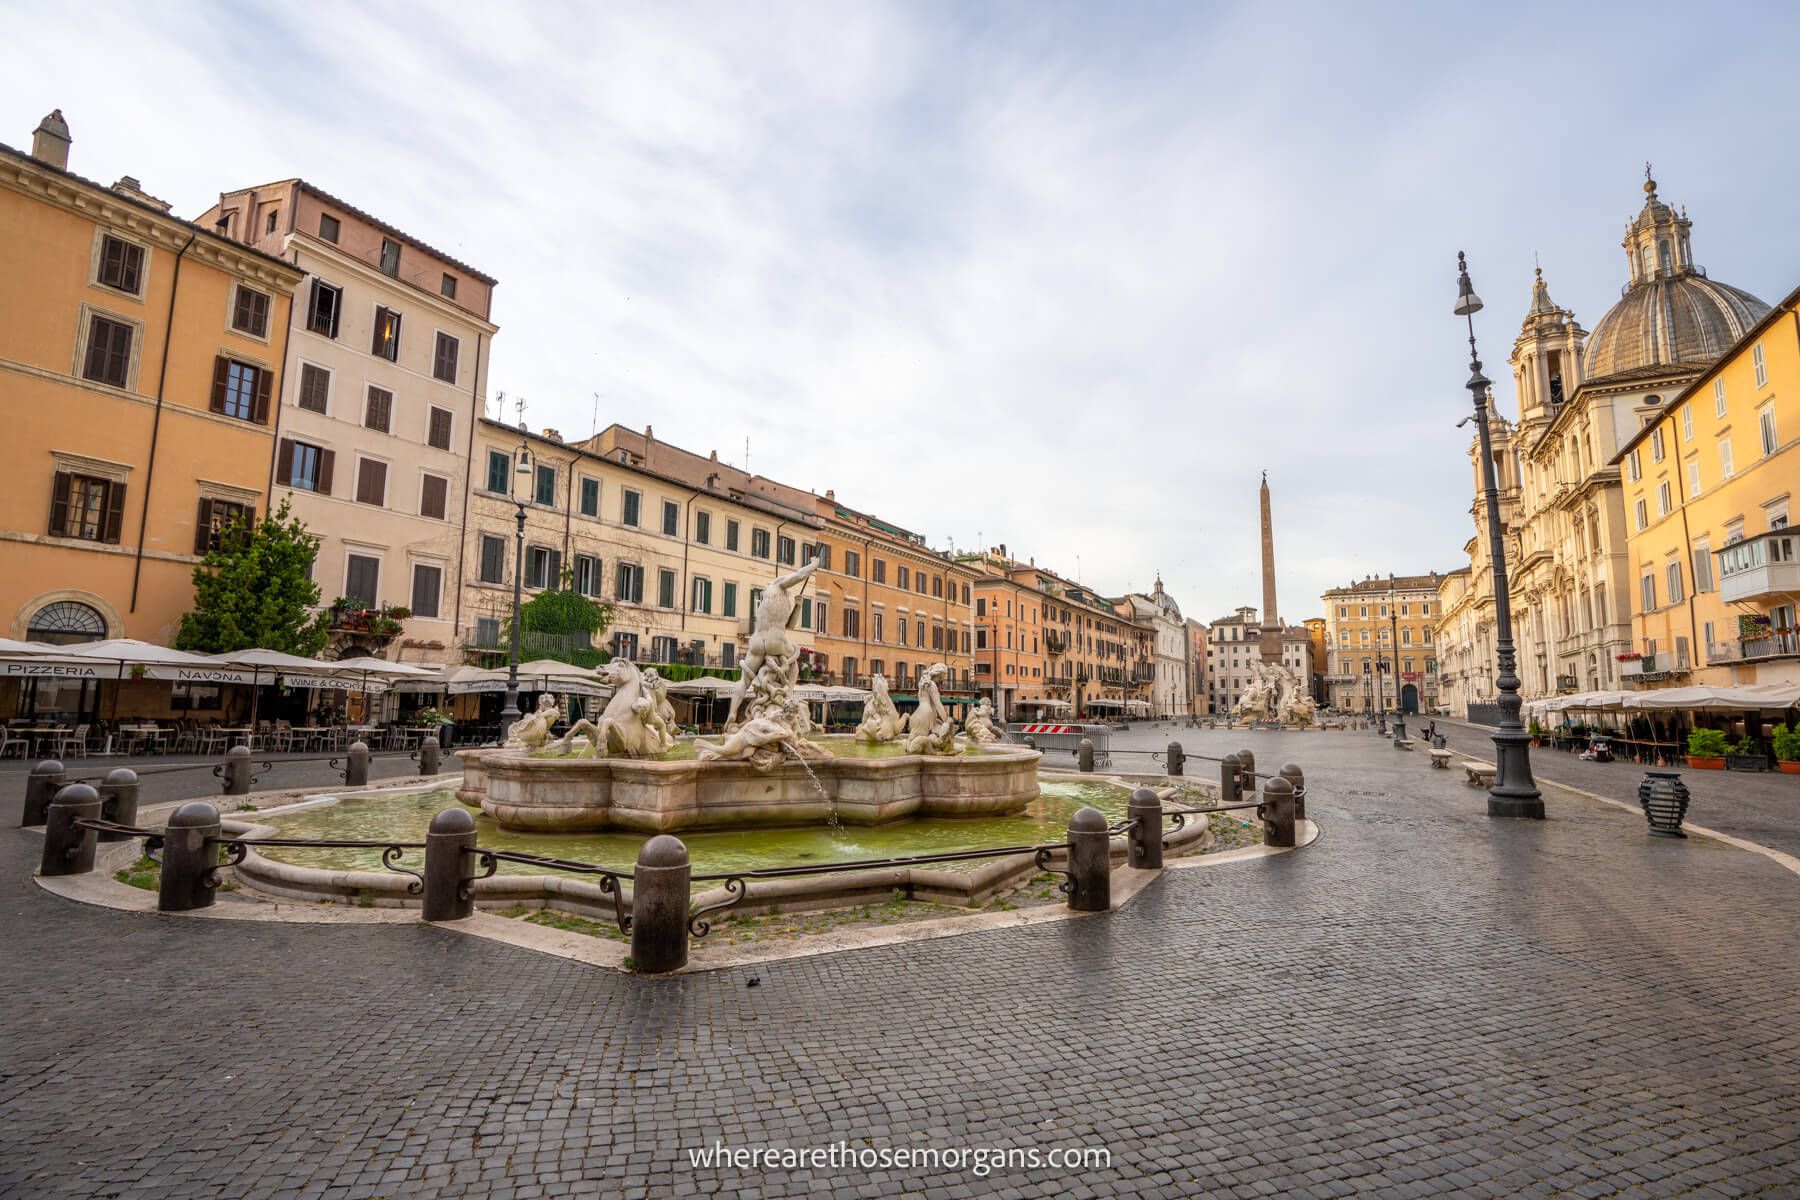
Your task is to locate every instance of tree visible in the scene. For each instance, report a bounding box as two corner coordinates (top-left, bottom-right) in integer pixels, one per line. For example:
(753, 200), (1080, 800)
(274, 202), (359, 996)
(176, 498), (330, 654)
(517, 574), (612, 667)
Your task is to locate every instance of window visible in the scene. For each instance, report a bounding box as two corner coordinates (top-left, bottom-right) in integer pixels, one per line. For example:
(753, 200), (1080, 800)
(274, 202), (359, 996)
(662, 500), (680, 537)
(1650, 428), (1664, 463)
(211, 357), (269, 422)
(1688, 459), (1702, 498)
(82, 314), (133, 387)
(725, 519), (740, 552)
(355, 457), (387, 506)
(534, 464), (556, 506)
(194, 498), (252, 554)
(897, 564), (911, 590)
(845, 550), (860, 578)
(478, 535), (506, 584)
(1666, 562), (1684, 606)
(441, 273), (457, 299)
(47, 472), (123, 542)
(915, 620), (925, 648)
(693, 511), (712, 546)
(614, 562), (644, 604)
(298, 363), (330, 413)
(916, 571), (928, 595)
(97, 235), (144, 295)
(800, 598), (815, 631)
(1656, 481), (1671, 517)
(777, 535), (796, 565)
(1753, 341), (1767, 388)
(691, 576), (713, 614)
(817, 545), (832, 571)
(419, 473), (448, 520)
(843, 607), (860, 638)
(574, 554), (601, 597)
(524, 546), (557, 590)
(1625, 450), (1640, 482)
(750, 528), (770, 558)
(318, 213), (340, 243)
(1634, 499), (1647, 531)
(579, 477), (599, 517)
(276, 439), (332, 493)
(345, 555), (380, 608)
(1720, 438), (1735, 478)
(306, 280), (341, 338)
(364, 385), (393, 432)
(426, 406), (454, 451)
(485, 449), (510, 494)
(1681, 406), (1693, 442)
(723, 581), (738, 618)
(1760, 406), (1778, 457)
(232, 286), (269, 337)
(1714, 377), (1727, 417)
(975, 598), (987, 616)
(1640, 573), (1656, 613)
(898, 617), (909, 646)
(371, 306), (401, 360)
(657, 568), (676, 608)
(379, 239), (401, 277)
(872, 558), (887, 584)
(411, 564), (442, 619)
(801, 542), (816, 565)
(622, 489), (641, 527)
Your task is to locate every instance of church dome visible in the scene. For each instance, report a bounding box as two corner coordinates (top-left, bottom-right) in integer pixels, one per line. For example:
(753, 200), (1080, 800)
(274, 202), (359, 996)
(1584, 174), (1770, 382)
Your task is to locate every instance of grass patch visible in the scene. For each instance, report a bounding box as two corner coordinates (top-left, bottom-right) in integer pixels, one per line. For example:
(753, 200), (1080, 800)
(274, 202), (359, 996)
(115, 855), (159, 891)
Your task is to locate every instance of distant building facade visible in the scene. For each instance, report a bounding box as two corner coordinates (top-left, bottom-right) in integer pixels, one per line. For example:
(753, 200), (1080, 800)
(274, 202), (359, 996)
(1321, 574), (1444, 714)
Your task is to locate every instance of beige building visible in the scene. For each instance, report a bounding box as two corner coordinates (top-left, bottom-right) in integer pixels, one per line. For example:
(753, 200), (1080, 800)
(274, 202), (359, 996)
(1118, 578), (1190, 718)
(200, 181), (498, 663)
(1204, 607), (1312, 715)
(1321, 574), (1444, 713)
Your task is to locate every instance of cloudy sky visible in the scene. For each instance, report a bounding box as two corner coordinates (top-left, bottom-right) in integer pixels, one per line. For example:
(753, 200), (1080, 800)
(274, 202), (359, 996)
(7, 1), (1797, 623)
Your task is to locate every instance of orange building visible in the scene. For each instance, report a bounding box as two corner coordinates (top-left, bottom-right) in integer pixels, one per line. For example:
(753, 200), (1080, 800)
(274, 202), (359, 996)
(0, 110), (304, 675)
(971, 570), (1050, 721)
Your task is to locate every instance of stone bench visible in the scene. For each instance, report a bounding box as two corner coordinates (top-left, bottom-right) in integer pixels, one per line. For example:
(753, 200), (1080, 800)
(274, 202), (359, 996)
(1463, 761), (1496, 787)
(1428, 748), (1453, 768)
(1393, 738), (1415, 751)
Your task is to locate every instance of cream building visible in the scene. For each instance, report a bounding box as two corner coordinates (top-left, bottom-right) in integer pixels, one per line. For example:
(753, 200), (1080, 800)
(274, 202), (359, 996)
(1204, 607), (1312, 715)
(1118, 578), (1190, 717)
(1438, 174), (1770, 708)
(201, 181), (498, 663)
(1321, 573), (1444, 713)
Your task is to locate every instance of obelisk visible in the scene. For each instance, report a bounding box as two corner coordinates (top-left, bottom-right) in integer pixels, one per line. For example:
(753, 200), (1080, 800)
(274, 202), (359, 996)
(1258, 471), (1281, 663)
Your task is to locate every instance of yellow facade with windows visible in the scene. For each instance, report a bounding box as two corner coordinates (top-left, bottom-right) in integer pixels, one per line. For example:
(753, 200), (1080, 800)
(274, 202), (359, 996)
(1618, 284), (1800, 688)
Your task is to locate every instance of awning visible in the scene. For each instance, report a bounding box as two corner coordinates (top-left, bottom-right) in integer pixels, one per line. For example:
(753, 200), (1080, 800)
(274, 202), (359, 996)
(441, 661), (609, 697)
(1624, 684), (1800, 710)
(664, 675), (739, 696)
(57, 639), (257, 684)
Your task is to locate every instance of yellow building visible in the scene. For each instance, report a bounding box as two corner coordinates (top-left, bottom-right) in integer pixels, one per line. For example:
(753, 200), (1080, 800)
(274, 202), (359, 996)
(1618, 282), (1800, 688)
(1321, 574), (1445, 713)
(0, 111), (304, 712)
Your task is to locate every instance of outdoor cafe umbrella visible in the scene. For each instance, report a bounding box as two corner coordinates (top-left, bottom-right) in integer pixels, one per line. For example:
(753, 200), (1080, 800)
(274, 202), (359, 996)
(59, 639), (254, 721)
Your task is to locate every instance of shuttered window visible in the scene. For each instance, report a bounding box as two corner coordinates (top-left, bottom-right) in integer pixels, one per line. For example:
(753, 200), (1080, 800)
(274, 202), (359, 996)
(275, 439), (333, 494)
(615, 562), (644, 604)
(194, 498), (254, 554)
(478, 535), (506, 584)
(318, 214), (340, 243)
(231, 286), (270, 337)
(410, 564), (442, 619)
(485, 449), (510, 495)
(306, 280), (341, 337)
(379, 240), (400, 277)
(49, 472), (125, 543)
(371, 306), (401, 360)
(355, 458), (388, 506)
(209, 357), (271, 423)
(82, 315), (133, 387)
(345, 555), (380, 607)
(419, 473), (448, 520)
(97, 235), (144, 295)
(427, 406), (453, 450)
(432, 332), (459, 383)
(364, 385), (393, 432)
(297, 363), (330, 413)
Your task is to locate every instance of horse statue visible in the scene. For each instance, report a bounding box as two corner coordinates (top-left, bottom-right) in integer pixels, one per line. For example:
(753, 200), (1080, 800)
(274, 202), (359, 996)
(963, 696), (1000, 745)
(548, 659), (665, 759)
(856, 673), (905, 744)
(902, 663), (959, 755)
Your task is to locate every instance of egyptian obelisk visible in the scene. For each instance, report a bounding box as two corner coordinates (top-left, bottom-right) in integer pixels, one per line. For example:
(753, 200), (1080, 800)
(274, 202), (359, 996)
(1258, 471), (1281, 663)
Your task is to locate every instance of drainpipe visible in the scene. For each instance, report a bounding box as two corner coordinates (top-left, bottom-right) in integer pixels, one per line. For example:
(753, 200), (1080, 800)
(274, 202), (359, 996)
(679, 491), (699, 638)
(450, 332), (483, 648)
(129, 229), (198, 614)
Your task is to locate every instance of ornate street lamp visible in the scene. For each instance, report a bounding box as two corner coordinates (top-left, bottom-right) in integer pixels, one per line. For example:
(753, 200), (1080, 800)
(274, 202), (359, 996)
(1455, 252), (1543, 818)
(499, 439), (533, 738)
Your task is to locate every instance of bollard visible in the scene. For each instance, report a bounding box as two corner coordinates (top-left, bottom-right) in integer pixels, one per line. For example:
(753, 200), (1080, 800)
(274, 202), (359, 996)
(159, 800), (222, 912)
(1166, 741), (1185, 777)
(1638, 771), (1691, 838)
(39, 783), (102, 877)
(422, 807), (477, 921)
(1237, 748), (1255, 789)
(1065, 806), (1111, 912)
(1260, 776), (1297, 848)
(97, 768), (141, 841)
(22, 760), (69, 827)
(1279, 764), (1306, 822)
(631, 835), (691, 974)
(1394, 716), (1407, 741)
(419, 735), (441, 777)
(1128, 787), (1163, 870)
(1077, 738), (1095, 773)
(345, 740), (370, 787)
(222, 745), (252, 796)
(1220, 752), (1242, 805)
(1023, 736), (1037, 751)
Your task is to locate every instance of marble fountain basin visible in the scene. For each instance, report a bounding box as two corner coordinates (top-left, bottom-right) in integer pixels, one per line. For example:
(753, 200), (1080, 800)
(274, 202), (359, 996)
(454, 736), (1044, 833)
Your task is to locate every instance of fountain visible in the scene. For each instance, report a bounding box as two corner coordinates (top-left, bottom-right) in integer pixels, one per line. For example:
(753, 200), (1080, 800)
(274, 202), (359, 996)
(456, 561), (1042, 833)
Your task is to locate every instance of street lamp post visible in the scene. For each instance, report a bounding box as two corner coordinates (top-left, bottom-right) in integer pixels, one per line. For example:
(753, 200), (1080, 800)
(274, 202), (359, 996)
(498, 440), (533, 740)
(1389, 594), (1406, 740)
(1455, 251), (1543, 818)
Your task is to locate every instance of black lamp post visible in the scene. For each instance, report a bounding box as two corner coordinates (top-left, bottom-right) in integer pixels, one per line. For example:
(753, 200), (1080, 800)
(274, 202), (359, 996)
(498, 439), (533, 738)
(1456, 251), (1543, 818)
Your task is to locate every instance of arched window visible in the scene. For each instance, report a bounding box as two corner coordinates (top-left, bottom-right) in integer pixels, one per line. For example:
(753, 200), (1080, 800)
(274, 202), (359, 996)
(27, 600), (106, 645)
(1658, 241), (1672, 275)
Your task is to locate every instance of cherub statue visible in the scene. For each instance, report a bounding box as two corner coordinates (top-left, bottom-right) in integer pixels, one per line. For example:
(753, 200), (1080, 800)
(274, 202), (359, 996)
(856, 673), (905, 743)
(503, 693), (562, 750)
(963, 696), (1000, 744)
(640, 667), (679, 752)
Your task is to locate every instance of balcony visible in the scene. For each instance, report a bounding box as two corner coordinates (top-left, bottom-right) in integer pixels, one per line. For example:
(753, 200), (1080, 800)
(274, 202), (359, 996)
(1719, 530), (1800, 603)
(1708, 631), (1800, 664)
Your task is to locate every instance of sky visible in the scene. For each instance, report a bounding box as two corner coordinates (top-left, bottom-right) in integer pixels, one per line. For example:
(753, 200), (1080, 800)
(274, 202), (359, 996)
(6, 0), (1798, 624)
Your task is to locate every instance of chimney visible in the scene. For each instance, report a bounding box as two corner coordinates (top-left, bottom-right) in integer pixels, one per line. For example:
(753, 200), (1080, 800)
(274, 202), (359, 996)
(541, 428), (563, 444)
(825, 488), (835, 501)
(31, 109), (70, 171)
(111, 175), (172, 213)
(644, 424), (654, 441)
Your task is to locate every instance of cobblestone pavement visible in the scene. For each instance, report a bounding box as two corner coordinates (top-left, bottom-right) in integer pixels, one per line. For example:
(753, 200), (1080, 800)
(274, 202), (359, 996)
(3, 729), (1798, 1198)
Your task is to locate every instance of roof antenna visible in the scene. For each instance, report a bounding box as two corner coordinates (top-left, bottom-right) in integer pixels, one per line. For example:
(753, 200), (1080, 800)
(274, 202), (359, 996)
(514, 394), (527, 431)
(590, 392), (601, 439)
(744, 435), (750, 474)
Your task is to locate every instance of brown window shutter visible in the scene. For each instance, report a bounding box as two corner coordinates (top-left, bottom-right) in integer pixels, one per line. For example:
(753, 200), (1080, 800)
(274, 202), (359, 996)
(195, 498), (214, 554)
(275, 439), (294, 486)
(210, 356), (229, 413)
(103, 481), (126, 544)
(48, 471), (72, 535)
(317, 449), (335, 496)
(253, 367), (272, 424)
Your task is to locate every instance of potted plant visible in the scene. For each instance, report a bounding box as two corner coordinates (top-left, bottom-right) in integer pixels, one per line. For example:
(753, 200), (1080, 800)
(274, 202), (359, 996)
(1528, 717), (1544, 747)
(1725, 733), (1771, 773)
(1685, 728), (1728, 770)
(1772, 723), (1800, 775)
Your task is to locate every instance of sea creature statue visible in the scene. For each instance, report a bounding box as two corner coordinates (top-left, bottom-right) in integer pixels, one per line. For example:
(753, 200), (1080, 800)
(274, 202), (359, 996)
(856, 673), (905, 744)
(902, 663), (960, 756)
(548, 659), (665, 759)
(701, 559), (828, 765)
(963, 696), (1000, 745)
(694, 716), (820, 768)
(503, 693), (562, 750)
(1231, 661), (1275, 724)
(640, 667), (679, 752)
(1279, 692), (1318, 726)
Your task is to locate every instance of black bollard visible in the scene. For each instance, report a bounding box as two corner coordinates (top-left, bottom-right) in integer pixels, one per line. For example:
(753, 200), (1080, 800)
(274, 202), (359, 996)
(1166, 741), (1185, 777)
(222, 745), (252, 796)
(1220, 752), (1242, 805)
(630, 835), (691, 974)
(39, 783), (102, 877)
(1128, 787), (1163, 870)
(1278, 763), (1306, 822)
(1260, 777), (1297, 848)
(345, 740), (370, 787)
(22, 760), (68, 827)
(1065, 806), (1111, 912)
(422, 807), (477, 921)
(159, 801), (222, 912)
(1077, 738), (1095, 773)
(1237, 748), (1256, 791)
(97, 768), (141, 841)
(1639, 771), (1691, 838)
(418, 735), (441, 777)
